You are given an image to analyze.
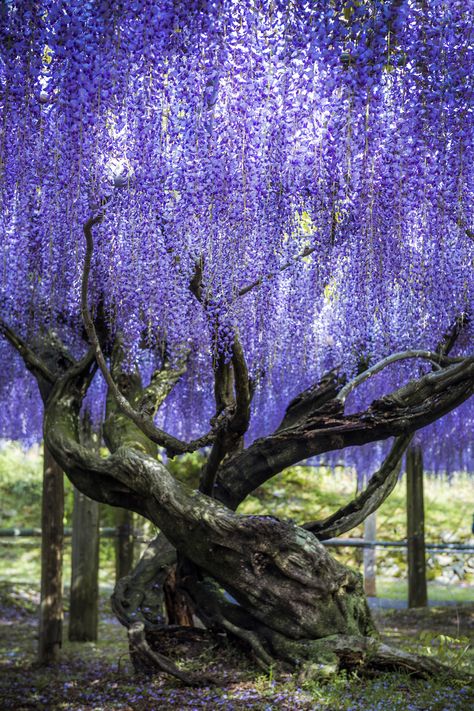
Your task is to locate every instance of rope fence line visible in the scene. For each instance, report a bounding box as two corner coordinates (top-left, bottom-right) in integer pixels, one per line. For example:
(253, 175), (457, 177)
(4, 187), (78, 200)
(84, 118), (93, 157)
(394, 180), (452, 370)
(323, 538), (474, 554)
(1, 529), (473, 554)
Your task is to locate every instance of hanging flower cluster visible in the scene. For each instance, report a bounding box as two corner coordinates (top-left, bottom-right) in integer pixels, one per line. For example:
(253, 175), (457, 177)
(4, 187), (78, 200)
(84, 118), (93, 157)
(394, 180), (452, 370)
(0, 1), (472, 475)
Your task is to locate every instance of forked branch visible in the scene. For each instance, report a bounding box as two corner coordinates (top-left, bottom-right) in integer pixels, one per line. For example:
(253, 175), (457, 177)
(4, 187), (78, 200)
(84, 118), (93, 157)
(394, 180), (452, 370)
(199, 335), (252, 496)
(82, 216), (224, 457)
(190, 258), (252, 495)
(215, 353), (474, 509)
(304, 313), (470, 537)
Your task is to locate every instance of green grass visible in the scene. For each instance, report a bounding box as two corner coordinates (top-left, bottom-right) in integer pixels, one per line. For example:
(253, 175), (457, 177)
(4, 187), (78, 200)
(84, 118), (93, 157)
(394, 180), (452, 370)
(0, 539), (116, 589)
(239, 464), (474, 546)
(0, 442), (120, 585)
(376, 579), (474, 603)
(1, 445), (472, 710)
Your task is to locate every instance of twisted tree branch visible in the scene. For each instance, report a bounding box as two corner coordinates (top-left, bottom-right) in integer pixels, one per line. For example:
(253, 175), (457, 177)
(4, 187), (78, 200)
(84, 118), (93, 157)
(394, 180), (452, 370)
(190, 259), (252, 495)
(303, 433), (413, 538)
(199, 337), (252, 496)
(44, 333), (473, 684)
(0, 318), (56, 383)
(335, 350), (460, 406)
(215, 354), (474, 509)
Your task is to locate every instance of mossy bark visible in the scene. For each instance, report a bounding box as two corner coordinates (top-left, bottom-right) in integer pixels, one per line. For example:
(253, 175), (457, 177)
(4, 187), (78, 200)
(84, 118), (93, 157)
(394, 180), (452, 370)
(41, 365), (380, 678)
(103, 342), (194, 633)
(43, 356), (472, 684)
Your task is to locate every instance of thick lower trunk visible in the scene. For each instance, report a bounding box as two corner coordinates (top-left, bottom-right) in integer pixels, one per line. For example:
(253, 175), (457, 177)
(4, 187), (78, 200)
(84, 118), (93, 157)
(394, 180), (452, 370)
(124, 533), (459, 682)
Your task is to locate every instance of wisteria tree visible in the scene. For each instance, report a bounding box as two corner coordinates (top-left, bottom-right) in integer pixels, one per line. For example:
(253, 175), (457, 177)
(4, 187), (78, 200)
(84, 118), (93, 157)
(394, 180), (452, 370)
(1, 0), (473, 683)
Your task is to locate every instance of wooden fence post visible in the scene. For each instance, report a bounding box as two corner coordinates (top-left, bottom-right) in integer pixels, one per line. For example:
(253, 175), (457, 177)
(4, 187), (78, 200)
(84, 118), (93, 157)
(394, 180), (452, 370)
(115, 508), (134, 581)
(363, 512), (377, 597)
(69, 488), (100, 641)
(406, 445), (428, 608)
(38, 445), (64, 664)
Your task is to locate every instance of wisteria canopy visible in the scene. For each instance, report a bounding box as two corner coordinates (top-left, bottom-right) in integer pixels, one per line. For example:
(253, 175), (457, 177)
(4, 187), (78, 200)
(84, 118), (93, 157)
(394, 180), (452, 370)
(1, 0), (472, 476)
(1, 0), (474, 683)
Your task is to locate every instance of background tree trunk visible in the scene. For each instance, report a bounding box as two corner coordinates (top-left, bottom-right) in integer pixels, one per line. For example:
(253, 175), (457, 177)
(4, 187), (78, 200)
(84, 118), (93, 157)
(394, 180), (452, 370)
(38, 445), (64, 664)
(407, 445), (428, 608)
(115, 508), (134, 581)
(69, 487), (100, 641)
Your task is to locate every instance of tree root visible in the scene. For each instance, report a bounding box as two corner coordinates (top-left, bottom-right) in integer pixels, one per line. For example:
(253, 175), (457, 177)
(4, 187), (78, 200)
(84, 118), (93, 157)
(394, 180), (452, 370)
(181, 572), (276, 665)
(183, 572), (472, 683)
(111, 534), (175, 629)
(128, 621), (215, 686)
(267, 632), (473, 682)
(129, 620), (471, 686)
(220, 617), (275, 670)
(322, 634), (473, 680)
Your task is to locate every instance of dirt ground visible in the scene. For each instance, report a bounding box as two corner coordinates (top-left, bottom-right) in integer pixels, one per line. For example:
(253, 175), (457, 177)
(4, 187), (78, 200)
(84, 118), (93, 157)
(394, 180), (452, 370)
(0, 583), (472, 710)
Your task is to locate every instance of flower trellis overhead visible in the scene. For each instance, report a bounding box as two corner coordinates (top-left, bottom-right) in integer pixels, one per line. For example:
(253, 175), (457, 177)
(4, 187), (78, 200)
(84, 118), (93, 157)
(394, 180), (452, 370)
(0, 0), (472, 473)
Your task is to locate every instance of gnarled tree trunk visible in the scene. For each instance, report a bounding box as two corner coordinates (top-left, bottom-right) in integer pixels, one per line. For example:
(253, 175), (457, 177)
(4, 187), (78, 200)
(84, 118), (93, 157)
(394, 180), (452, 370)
(43, 350), (474, 683)
(4, 307), (470, 683)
